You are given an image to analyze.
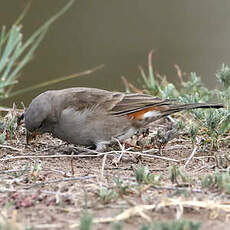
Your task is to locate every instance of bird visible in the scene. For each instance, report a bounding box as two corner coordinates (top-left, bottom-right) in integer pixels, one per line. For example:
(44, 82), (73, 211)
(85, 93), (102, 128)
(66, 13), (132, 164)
(22, 87), (224, 151)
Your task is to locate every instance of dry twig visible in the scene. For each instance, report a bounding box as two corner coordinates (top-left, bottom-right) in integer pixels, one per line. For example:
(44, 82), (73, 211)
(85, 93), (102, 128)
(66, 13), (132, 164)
(184, 146), (198, 168)
(24, 175), (96, 189)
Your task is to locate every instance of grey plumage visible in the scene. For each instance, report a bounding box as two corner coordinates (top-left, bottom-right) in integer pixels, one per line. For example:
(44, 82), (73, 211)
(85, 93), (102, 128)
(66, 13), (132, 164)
(24, 87), (224, 150)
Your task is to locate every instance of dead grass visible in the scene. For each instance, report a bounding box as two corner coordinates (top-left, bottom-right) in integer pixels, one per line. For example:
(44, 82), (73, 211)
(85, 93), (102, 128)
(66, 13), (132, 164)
(0, 117), (230, 230)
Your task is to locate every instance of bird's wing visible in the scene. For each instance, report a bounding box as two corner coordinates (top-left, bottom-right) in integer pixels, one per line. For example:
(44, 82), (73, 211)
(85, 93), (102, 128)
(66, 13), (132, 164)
(59, 88), (173, 116)
(108, 93), (173, 116)
(57, 88), (223, 121)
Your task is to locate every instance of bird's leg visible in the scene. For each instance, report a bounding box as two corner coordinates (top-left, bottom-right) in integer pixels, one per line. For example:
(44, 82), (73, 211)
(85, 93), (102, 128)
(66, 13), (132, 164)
(135, 128), (150, 140)
(63, 145), (98, 155)
(95, 141), (111, 152)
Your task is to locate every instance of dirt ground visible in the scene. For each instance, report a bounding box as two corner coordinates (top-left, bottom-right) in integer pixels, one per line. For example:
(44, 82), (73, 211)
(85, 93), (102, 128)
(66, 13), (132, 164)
(1, 119), (230, 230)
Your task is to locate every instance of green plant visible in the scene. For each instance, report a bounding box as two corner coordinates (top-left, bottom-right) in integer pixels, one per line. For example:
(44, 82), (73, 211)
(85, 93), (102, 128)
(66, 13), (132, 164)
(30, 160), (43, 181)
(180, 72), (211, 101)
(139, 50), (160, 95)
(112, 222), (123, 230)
(113, 177), (132, 196)
(79, 213), (93, 230)
(190, 108), (230, 149)
(140, 226), (150, 230)
(201, 172), (230, 194)
(138, 50), (179, 98)
(168, 166), (190, 185)
(177, 70), (230, 149)
(0, 109), (18, 143)
(216, 64), (230, 90)
(124, 52), (229, 150)
(159, 83), (178, 99)
(0, 0), (75, 100)
(140, 219), (201, 230)
(188, 123), (198, 147)
(135, 166), (161, 185)
(97, 187), (118, 204)
(0, 132), (6, 144)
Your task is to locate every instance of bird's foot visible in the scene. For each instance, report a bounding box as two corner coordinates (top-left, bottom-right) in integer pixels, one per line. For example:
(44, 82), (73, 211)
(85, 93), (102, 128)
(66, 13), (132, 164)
(61, 145), (96, 155)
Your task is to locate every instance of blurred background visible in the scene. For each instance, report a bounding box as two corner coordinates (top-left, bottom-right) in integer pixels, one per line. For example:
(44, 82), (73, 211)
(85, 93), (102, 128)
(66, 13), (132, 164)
(1, 0), (230, 106)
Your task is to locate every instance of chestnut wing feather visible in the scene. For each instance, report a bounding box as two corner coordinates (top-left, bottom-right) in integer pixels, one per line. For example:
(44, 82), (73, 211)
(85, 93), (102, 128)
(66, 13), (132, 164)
(108, 93), (173, 116)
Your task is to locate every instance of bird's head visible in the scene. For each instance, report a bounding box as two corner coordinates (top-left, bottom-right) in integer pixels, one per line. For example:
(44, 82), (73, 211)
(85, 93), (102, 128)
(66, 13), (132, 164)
(24, 92), (52, 144)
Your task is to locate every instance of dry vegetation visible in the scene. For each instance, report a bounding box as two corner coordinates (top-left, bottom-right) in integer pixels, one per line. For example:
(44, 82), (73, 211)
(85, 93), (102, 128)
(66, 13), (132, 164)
(0, 113), (230, 230)
(1, 38), (230, 229)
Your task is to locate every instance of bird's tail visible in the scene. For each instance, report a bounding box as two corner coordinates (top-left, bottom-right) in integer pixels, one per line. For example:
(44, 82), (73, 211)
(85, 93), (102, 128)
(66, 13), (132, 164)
(162, 103), (224, 116)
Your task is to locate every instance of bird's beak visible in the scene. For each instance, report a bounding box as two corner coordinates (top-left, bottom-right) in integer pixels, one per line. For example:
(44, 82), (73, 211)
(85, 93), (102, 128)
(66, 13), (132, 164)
(26, 130), (39, 144)
(17, 113), (25, 126)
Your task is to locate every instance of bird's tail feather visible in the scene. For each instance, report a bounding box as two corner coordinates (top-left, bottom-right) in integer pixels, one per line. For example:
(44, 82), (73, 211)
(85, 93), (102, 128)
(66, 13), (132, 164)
(162, 103), (224, 116)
